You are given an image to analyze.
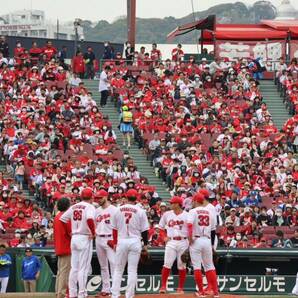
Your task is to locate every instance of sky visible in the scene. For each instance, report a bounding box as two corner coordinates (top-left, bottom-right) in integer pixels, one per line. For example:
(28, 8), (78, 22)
(0, 0), (297, 23)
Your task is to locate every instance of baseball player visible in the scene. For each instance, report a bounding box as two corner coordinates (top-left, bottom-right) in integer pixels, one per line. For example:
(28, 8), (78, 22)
(111, 188), (149, 298)
(159, 196), (189, 294)
(60, 188), (96, 298)
(188, 192), (219, 298)
(94, 189), (118, 296)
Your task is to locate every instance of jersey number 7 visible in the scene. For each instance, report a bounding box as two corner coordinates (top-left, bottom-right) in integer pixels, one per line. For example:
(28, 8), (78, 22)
(198, 215), (209, 227)
(124, 212), (132, 224)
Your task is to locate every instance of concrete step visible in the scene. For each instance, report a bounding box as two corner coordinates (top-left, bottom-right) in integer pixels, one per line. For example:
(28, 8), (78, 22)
(260, 80), (290, 130)
(85, 80), (170, 200)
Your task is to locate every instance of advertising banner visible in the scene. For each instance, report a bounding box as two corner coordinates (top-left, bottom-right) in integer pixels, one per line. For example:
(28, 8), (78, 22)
(86, 275), (296, 295)
(215, 40), (286, 70)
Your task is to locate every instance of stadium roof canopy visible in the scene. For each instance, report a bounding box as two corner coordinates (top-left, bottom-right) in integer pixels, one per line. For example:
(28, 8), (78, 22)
(167, 15), (216, 41)
(201, 24), (288, 42)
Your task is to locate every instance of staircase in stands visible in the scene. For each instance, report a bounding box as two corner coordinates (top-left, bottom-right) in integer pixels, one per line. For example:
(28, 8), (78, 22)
(83, 79), (170, 200)
(259, 80), (290, 130)
(0, 164), (31, 203)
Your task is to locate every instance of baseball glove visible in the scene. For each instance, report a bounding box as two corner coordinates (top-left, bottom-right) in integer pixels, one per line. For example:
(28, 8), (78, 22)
(139, 248), (152, 265)
(180, 249), (190, 264)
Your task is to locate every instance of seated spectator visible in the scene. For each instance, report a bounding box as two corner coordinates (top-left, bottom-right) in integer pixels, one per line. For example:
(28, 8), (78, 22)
(289, 229), (298, 248)
(272, 208), (288, 227)
(271, 230), (292, 248)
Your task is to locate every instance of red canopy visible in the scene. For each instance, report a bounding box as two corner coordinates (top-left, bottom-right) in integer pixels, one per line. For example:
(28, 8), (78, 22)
(261, 19), (298, 31)
(261, 19), (298, 37)
(202, 24), (288, 42)
(167, 15), (216, 41)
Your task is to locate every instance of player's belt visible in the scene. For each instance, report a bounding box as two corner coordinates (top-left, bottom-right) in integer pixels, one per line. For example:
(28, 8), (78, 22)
(195, 235), (210, 239)
(97, 234), (112, 238)
(170, 237), (187, 241)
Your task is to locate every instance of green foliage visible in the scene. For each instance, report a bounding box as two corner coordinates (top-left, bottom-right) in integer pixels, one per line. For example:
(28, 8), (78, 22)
(82, 1), (277, 44)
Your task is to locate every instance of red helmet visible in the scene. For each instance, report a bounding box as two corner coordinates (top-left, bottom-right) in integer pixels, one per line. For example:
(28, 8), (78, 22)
(81, 188), (93, 199)
(193, 193), (205, 204)
(199, 188), (209, 199)
(94, 189), (108, 198)
(169, 196), (183, 205)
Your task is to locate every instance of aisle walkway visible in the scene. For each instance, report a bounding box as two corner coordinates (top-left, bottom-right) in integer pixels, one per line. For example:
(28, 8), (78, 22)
(83, 80), (170, 200)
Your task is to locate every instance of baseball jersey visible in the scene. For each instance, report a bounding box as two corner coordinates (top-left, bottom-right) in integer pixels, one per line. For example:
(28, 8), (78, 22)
(187, 205), (217, 238)
(159, 210), (189, 238)
(95, 204), (118, 236)
(60, 201), (96, 236)
(111, 203), (149, 239)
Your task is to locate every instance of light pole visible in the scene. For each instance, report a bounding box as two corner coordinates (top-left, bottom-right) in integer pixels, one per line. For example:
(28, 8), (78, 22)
(74, 18), (82, 55)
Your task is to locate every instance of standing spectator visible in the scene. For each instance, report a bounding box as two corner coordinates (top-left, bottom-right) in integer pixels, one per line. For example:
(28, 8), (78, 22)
(57, 46), (68, 69)
(29, 41), (42, 65)
(0, 36), (9, 58)
(84, 47), (96, 79)
(102, 41), (114, 60)
(171, 44), (184, 62)
(125, 41), (134, 64)
(43, 40), (57, 61)
(99, 65), (110, 107)
(54, 198), (71, 298)
(0, 245), (12, 293)
(21, 248), (41, 293)
(72, 51), (85, 79)
(14, 41), (25, 66)
(151, 43), (161, 66)
(119, 106), (133, 149)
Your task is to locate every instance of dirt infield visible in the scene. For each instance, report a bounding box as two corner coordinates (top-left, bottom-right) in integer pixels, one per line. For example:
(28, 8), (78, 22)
(0, 294), (289, 298)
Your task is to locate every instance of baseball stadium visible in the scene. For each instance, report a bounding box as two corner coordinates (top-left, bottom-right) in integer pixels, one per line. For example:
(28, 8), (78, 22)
(0, 0), (298, 298)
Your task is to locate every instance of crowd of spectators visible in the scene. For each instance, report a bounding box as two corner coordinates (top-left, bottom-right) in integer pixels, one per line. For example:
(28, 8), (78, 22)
(106, 43), (298, 248)
(0, 36), (297, 249)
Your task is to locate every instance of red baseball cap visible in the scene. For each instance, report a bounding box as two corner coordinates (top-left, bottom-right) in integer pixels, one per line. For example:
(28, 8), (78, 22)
(193, 193), (204, 204)
(169, 196), (183, 205)
(199, 188), (209, 199)
(126, 189), (138, 198)
(94, 189), (108, 198)
(81, 188), (93, 199)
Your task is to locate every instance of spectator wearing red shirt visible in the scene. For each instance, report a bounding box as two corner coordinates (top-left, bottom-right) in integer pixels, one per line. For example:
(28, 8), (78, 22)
(72, 51), (85, 79)
(13, 211), (30, 230)
(43, 40), (57, 61)
(29, 41), (42, 65)
(14, 41), (25, 66)
(54, 198), (71, 298)
(171, 44), (184, 62)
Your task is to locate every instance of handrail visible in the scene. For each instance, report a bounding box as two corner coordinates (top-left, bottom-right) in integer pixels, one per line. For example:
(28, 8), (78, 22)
(7, 247), (298, 257)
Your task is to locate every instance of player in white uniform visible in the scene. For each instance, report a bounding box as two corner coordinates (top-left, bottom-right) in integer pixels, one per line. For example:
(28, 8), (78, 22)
(111, 188), (149, 298)
(60, 188), (96, 298)
(188, 192), (219, 298)
(94, 189), (118, 296)
(159, 196), (189, 294)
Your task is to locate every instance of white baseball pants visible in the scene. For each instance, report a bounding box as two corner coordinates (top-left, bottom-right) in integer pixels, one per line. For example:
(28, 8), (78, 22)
(189, 237), (215, 272)
(69, 235), (93, 298)
(111, 238), (142, 298)
(0, 277), (9, 293)
(96, 237), (116, 293)
(164, 239), (189, 270)
(292, 272), (298, 295)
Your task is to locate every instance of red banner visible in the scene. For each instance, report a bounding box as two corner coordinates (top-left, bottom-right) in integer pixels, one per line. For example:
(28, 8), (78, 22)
(215, 40), (286, 62)
(290, 40), (298, 60)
